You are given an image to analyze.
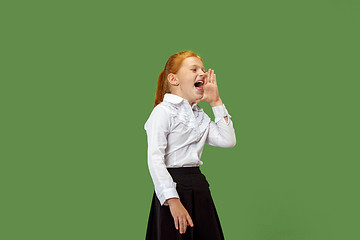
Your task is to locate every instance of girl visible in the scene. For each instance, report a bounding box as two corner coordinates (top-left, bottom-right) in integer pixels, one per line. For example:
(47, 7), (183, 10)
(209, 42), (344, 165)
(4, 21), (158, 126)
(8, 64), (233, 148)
(144, 50), (236, 240)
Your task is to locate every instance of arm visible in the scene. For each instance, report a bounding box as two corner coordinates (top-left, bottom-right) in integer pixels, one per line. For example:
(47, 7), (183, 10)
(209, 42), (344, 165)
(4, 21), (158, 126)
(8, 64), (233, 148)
(145, 105), (194, 234)
(206, 102), (236, 148)
(196, 69), (236, 148)
(145, 106), (179, 206)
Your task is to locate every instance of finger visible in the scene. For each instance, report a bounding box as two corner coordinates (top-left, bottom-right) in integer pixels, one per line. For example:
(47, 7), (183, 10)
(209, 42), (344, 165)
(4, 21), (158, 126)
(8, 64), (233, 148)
(183, 217), (188, 234)
(205, 72), (208, 85)
(183, 217), (187, 233)
(179, 217), (185, 234)
(186, 214), (194, 227)
(183, 219), (187, 234)
(214, 73), (217, 84)
(174, 217), (179, 230)
(211, 69), (215, 83)
(209, 69), (212, 83)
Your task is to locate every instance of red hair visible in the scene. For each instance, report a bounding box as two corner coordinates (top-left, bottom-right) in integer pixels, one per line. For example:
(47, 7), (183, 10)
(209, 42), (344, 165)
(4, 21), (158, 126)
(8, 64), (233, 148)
(154, 50), (203, 108)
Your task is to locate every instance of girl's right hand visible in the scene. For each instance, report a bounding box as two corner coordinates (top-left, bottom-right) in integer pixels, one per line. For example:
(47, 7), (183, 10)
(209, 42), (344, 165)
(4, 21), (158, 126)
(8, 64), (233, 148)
(166, 198), (194, 234)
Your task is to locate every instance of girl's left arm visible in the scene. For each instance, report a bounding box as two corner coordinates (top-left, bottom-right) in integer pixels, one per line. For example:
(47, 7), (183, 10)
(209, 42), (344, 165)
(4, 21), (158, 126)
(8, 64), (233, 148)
(198, 68), (236, 148)
(205, 103), (236, 148)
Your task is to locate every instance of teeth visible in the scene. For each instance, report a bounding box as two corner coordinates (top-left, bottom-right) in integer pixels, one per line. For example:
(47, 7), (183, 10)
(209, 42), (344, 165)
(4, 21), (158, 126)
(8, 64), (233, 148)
(194, 79), (204, 87)
(195, 80), (204, 84)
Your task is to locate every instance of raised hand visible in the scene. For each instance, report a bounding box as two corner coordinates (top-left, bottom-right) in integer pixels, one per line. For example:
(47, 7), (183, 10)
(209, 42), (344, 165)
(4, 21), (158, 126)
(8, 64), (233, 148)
(196, 68), (223, 107)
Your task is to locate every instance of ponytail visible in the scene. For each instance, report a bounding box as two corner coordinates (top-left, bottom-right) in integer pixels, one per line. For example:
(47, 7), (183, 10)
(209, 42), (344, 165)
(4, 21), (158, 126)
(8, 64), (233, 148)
(154, 70), (167, 108)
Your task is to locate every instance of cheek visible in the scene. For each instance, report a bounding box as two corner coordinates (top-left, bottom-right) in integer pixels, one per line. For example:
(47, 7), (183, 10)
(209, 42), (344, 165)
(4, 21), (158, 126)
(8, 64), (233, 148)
(187, 82), (195, 89)
(179, 78), (195, 89)
(186, 79), (195, 88)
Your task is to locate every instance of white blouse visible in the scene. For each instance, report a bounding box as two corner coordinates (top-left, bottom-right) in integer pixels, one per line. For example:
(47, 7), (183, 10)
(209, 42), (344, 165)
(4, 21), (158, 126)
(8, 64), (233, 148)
(144, 93), (236, 206)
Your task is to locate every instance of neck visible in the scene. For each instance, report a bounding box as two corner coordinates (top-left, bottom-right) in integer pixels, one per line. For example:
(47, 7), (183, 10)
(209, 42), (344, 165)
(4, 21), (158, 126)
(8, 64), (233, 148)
(169, 92), (195, 106)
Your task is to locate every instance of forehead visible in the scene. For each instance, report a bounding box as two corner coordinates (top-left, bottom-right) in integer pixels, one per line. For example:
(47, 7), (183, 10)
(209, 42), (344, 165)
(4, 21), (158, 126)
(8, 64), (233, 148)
(182, 57), (204, 68)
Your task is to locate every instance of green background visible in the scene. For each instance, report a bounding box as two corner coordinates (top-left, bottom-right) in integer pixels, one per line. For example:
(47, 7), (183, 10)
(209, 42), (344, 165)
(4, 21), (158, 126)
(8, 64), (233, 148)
(1, 0), (359, 239)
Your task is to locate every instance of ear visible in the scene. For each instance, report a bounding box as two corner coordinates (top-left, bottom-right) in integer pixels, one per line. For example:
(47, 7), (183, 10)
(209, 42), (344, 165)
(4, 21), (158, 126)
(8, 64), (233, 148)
(167, 73), (179, 86)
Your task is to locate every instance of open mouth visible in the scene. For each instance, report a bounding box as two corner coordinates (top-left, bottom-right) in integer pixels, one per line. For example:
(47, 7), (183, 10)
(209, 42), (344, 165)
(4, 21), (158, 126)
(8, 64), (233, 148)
(194, 79), (204, 88)
(194, 79), (204, 93)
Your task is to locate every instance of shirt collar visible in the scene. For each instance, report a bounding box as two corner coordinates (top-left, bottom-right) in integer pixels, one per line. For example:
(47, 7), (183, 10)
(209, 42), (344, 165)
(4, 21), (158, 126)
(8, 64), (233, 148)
(163, 93), (199, 110)
(163, 93), (184, 104)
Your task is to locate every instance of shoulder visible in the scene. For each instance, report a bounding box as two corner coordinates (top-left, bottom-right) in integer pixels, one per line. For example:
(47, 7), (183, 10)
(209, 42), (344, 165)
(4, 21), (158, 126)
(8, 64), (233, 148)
(144, 103), (171, 131)
(151, 103), (170, 115)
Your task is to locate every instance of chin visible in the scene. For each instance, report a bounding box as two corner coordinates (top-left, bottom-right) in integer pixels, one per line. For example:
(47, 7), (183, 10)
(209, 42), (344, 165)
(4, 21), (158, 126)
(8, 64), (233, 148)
(195, 92), (204, 98)
(194, 95), (203, 102)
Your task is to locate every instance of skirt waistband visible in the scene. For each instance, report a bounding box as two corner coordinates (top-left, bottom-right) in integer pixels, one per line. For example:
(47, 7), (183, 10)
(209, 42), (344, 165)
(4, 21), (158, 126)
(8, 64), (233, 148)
(167, 166), (201, 175)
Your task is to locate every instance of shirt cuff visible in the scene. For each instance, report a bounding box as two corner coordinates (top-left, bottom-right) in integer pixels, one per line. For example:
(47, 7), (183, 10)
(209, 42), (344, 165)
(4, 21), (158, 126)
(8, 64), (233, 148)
(212, 104), (232, 124)
(158, 187), (180, 206)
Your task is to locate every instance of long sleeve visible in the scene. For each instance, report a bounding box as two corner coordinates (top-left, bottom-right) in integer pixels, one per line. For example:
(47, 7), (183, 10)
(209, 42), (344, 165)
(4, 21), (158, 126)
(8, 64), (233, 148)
(144, 105), (179, 206)
(205, 104), (236, 148)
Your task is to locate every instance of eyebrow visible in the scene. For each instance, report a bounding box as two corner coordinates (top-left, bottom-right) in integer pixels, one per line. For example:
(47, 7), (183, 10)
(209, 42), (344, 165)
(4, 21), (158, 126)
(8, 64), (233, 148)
(190, 65), (205, 71)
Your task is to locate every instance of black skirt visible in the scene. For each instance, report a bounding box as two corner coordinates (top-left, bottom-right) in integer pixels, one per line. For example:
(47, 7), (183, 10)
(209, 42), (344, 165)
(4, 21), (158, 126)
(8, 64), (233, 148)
(145, 167), (225, 240)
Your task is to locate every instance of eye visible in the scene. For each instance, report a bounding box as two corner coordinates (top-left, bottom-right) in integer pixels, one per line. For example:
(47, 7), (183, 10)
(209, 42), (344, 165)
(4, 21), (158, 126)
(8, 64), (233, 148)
(191, 69), (196, 72)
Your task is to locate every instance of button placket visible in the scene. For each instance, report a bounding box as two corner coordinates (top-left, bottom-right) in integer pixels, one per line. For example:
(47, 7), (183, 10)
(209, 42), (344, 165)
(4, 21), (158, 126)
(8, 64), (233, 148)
(190, 107), (202, 141)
